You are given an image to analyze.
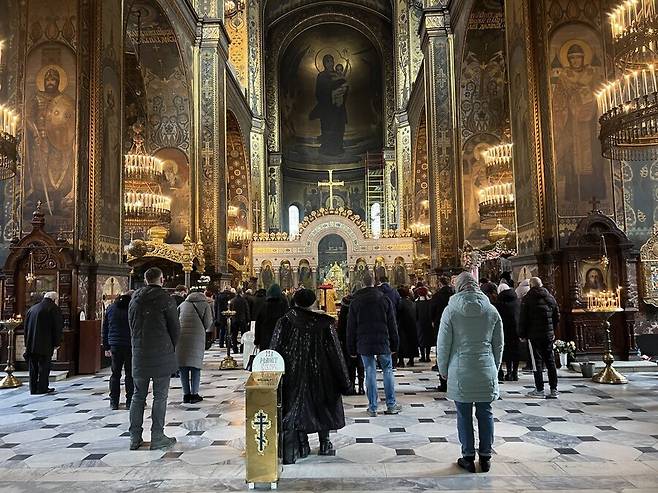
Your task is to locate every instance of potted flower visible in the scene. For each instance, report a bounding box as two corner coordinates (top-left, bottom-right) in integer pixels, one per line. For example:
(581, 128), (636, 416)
(553, 339), (576, 368)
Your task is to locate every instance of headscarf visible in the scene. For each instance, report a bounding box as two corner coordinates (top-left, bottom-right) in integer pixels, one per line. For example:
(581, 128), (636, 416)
(497, 281), (510, 294)
(266, 283), (283, 300)
(455, 272), (479, 293)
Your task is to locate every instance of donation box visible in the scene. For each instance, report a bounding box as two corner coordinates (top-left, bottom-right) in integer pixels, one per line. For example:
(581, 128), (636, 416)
(245, 350), (285, 489)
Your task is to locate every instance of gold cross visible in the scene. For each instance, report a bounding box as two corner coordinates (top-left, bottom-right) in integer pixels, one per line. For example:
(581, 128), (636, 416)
(318, 170), (344, 209)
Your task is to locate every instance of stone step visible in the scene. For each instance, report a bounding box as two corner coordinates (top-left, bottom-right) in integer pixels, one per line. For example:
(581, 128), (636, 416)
(568, 360), (658, 373)
(11, 370), (69, 382)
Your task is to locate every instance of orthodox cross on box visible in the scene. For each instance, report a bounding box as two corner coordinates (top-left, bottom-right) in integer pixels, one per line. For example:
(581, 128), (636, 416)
(251, 409), (272, 455)
(318, 169), (344, 209)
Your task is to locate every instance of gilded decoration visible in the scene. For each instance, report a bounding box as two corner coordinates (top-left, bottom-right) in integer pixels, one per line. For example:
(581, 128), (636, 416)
(126, 230), (205, 273)
(639, 226), (658, 307)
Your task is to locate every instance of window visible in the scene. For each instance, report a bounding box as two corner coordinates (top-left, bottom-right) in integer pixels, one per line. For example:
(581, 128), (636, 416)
(371, 202), (381, 239)
(288, 204), (300, 238)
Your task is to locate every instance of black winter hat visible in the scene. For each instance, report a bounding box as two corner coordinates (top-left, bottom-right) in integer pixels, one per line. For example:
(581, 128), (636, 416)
(293, 288), (316, 308)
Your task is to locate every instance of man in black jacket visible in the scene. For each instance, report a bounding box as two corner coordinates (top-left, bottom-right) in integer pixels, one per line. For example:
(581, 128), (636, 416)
(128, 267), (180, 450)
(214, 287), (235, 347)
(102, 291), (134, 410)
(347, 273), (401, 417)
(24, 292), (63, 395)
(519, 277), (560, 399)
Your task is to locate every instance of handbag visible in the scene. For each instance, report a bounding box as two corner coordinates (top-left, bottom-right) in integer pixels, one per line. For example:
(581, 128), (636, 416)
(189, 302), (213, 350)
(245, 347), (258, 371)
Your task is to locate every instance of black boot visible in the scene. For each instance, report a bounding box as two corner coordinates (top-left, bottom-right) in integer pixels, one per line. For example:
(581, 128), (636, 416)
(282, 431), (299, 465)
(408, 358), (414, 367)
(511, 361), (519, 381)
(457, 456), (476, 473)
(480, 456), (491, 473)
(498, 369), (505, 383)
(438, 376), (447, 393)
(298, 432), (310, 459)
(318, 431), (333, 456)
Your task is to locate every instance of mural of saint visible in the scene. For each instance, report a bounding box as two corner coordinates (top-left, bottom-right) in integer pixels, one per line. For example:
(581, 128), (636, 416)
(280, 24), (383, 169)
(309, 54), (349, 156)
(299, 262), (313, 289)
(280, 261), (293, 290)
(550, 31), (607, 213)
(261, 264), (274, 290)
(26, 62), (76, 227)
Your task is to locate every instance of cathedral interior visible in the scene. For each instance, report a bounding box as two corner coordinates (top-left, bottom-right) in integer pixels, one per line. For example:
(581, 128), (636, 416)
(1, 0), (658, 491)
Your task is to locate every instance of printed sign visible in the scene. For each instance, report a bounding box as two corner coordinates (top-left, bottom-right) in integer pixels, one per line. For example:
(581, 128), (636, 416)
(251, 349), (285, 373)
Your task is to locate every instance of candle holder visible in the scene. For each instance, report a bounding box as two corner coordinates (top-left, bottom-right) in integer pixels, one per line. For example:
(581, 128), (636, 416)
(591, 315), (628, 384)
(219, 308), (238, 370)
(0, 319), (23, 389)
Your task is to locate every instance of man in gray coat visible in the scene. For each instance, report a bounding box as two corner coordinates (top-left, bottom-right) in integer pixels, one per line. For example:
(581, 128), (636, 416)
(128, 267), (180, 450)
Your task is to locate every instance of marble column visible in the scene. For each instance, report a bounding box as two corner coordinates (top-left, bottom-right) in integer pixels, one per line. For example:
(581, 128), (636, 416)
(195, 15), (230, 273)
(420, 7), (460, 269)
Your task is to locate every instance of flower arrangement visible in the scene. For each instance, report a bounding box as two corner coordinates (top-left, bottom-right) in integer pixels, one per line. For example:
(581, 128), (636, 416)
(553, 339), (576, 356)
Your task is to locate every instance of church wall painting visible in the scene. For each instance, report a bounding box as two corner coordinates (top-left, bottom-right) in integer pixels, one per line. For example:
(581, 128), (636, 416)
(279, 23), (383, 170)
(154, 147), (190, 244)
(548, 22), (610, 217)
(23, 44), (77, 234)
(459, 0), (508, 246)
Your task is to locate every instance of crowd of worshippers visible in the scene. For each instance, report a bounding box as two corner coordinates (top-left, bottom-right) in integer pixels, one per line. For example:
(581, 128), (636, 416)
(23, 267), (562, 472)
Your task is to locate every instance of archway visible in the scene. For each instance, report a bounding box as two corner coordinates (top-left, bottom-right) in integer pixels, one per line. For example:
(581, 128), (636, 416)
(317, 233), (348, 284)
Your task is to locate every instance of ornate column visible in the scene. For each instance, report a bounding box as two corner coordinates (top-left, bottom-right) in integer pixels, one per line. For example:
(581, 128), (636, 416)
(267, 153), (282, 233)
(420, 7), (460, 268)
(383, 148), (398, 230)
(194, 13), (230, 274)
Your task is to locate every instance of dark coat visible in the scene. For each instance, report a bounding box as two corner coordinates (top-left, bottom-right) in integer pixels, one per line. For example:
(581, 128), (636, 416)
(431, 285), (454, 326)
(214, 290), (235, 327)
(379, 282), (401, 310)
(494, 288), (521, 361)
(24, 298), (63, 357)
(102, 294), (132, 350)
(416, 298), (436, 347)
(255, 295), (289, 348)
(270, 307), (351, 432)
(336, 294), (352, 360)
(519, 286), (560, 341)
(230, 294), (250, 327)
(247, 291), (266, 322)
(172, 294), (186, 307)
(397, 298), (419, 358)
(346, 287), (399, 356)
(129, 285), (181, 378)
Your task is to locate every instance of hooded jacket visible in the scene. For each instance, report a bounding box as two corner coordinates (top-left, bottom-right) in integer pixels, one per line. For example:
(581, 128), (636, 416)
(270, 306), (351, 432)
(437, 289), (504, 403)
(378, 282), (401, 310)
(255, 284), (289, 348)
(176, 292), (214, 369)
(129, 285), (180, 378)
(102, 294), (132, 349)
(494, 288), (521, 361)
(518, 286), (560, 340)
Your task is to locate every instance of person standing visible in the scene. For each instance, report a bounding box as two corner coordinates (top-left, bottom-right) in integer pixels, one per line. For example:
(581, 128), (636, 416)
(347, 273), (401, 417)
(176, 288), (213, 404)
(102, 291), (134, 409)
(246, 288), (267, 323)
(128, 267), (180, 450)
(415, 286), (434, 363)
(214, 287), (234, 347)
(336, 287), (365, 395)
(377, 276), (401, 311)
(24, 292), (63, 395)
(172, 285), (188, 307)
(519, 277), (560, 399)
(431, 276), (454, 387)
(494, 284), (521, 381)
(270, 289), (351, 464)
(230, 289), (250, 352)
(396, 287), (419, 367)
(255, 284), (289, 350)
(437, 272), (503, 474)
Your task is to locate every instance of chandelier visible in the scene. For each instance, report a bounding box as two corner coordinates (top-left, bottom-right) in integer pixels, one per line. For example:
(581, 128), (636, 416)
(479, 143), (516, 221)
(0, 104), (18, 180)
(597, 0), (658, 160)
(123, 123), (171, 233)
(228, 225), (252, 243)
(409, 221), (430, 238)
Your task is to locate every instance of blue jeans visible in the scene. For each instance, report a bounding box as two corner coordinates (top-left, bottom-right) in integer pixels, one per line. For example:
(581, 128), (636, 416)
(455, 401), (494, 458)
(361, 354), (396, 412)
(179, 367), (201, 395)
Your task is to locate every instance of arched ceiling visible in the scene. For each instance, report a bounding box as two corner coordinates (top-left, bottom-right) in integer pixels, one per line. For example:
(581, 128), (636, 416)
(264, 0), (393, 27)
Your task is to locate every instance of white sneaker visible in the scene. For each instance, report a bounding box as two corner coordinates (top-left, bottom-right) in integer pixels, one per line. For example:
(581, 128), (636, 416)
(546, 389), (559, 399)
(526, 389), (545, 398)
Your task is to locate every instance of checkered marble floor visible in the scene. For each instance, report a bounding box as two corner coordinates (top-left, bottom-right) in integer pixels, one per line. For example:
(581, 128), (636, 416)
(1, 348), (658, 492)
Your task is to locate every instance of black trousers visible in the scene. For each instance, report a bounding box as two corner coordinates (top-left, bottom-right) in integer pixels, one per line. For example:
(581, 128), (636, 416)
(530, 338), (558, 391)
(110, 346), (134, 405)
(28, 354), (51, 394)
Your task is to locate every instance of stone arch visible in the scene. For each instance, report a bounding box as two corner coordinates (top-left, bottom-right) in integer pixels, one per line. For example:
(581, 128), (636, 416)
(299, 214), (368, 266)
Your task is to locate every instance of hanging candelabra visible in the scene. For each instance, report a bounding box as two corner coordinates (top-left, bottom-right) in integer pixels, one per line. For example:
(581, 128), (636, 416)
(597, 0), (658, 160)
(479, 143), (516, 221)
(123, 123), (171, 234)
(0, 104), (18, 180)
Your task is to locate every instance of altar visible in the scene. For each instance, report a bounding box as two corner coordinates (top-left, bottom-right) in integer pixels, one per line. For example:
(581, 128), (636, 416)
(251, 209), (415, 296)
